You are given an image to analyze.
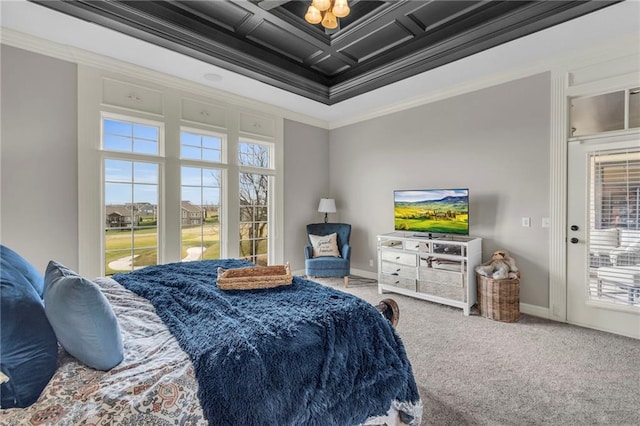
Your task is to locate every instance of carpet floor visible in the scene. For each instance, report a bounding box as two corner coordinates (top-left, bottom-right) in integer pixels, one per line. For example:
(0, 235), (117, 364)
(310, 275), (640, 426)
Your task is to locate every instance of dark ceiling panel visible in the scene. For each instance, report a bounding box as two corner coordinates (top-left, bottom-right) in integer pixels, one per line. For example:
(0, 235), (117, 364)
(29, 0), (622, 105)
(310, 54), (350, 76)
(339, 21), (414, 63)
(178, 1), (253, 32)
(246, 20), (321, 64)
(409, 1), (482, 31)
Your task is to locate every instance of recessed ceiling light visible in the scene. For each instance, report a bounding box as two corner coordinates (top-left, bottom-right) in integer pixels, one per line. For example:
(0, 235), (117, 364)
(204, 73), (223, 82)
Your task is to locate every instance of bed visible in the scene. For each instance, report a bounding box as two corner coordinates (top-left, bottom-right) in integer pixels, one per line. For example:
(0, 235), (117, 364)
(0, 254), (422, 425)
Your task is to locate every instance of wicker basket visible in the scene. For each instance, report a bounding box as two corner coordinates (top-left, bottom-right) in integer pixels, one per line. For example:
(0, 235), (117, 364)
(217, 264), (292, 290)
(476, 272), (520, 322)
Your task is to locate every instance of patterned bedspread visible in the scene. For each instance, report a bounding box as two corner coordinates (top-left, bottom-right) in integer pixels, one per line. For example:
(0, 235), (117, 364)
(0, 277), (206, 425)
(0, 274), (421, 426)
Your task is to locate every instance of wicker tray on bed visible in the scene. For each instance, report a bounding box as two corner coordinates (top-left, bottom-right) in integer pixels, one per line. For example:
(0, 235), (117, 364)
(217, 264), (292, 290)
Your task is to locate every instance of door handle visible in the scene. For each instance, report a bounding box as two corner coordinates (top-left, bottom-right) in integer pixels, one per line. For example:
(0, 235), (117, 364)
(570, 237), (579, 244)
(570, 225), (579, 231)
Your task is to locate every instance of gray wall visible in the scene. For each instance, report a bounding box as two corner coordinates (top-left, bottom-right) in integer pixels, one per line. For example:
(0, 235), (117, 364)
(282, 119), (330, 270)
(329, 73), (551, 307)
(0, 46), (552, 309)
(1, 45), (78, 272)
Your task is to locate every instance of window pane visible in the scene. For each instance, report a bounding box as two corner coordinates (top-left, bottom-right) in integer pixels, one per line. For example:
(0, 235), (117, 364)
(133, 162), (158, 184)
(239, 172), (269, 265)
(570, 91), (625, 137)
(203, 136), (219, 149)
(181, 131), (222, 163)
(182, 166), (202, 186)
(588, 149), (640, 308)
(203, 149), (221, 163)
(103, 117), (159, 155)
(182, 145), (201, 160)
(104, 119), (131, 136)
(105, 182), (131, 206)
(203, 169), (220, 187)
(239, 142), (269, 168)
(104, 135), (131, 152)
(181, 166), (222, 263)
(630, 89), (640, 129)
(133, 124), (158, 140)
(105, 159), (132, 182)
(105, 158), (159, 275)
(133, 139), (159, 155)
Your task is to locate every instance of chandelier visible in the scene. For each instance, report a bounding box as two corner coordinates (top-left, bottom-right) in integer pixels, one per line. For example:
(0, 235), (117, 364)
(304, 0), (350, 30)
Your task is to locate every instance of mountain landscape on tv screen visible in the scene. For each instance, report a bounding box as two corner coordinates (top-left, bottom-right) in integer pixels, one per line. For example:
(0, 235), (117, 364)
(395, 195), (469, 234)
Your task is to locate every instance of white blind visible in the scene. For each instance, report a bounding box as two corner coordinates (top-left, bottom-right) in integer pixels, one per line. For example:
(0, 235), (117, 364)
(588, 149), (640, 307)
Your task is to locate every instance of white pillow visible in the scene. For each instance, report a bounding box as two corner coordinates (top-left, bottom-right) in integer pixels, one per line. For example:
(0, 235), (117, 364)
(309, 233), (340, 258)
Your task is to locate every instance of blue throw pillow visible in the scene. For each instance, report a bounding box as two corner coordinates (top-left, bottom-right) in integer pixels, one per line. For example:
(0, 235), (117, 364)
(0, 244), (45, 298)
(44, 261), (124, 371)
(0, 258), (58, 408)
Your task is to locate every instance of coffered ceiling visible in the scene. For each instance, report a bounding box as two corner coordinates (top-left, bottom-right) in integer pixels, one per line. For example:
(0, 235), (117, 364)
(29, 0), (621, 105)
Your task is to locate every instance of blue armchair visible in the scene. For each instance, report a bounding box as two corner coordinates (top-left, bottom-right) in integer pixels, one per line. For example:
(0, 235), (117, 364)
(305, 223), (351, 287)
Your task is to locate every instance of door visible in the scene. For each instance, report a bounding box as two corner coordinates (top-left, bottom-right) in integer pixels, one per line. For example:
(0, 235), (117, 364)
(567, 137), (640, 339)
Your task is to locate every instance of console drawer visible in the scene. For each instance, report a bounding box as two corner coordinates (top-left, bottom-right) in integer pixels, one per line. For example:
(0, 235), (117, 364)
(417, 279), (466, 302)
(380, 274), (416, 291)
(419, 268), (464, 287)
(380, 249), (416, 266)
(381, 261), (415, 279)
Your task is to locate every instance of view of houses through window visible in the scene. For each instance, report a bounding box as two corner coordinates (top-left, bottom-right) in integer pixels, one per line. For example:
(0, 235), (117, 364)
(103, 117), (274, 273)
(103, 118), (161, 275)
(181, 166), (222, 262)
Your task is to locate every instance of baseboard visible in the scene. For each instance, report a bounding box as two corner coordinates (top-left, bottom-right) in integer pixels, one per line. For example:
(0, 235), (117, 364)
(292, 268), (377, 280)
(350, 268), (377, 280)
(519, 303), (551, 319)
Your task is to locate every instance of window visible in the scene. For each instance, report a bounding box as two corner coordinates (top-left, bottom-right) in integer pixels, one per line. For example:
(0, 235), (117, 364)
(570, 87), (640, 137)
(81, 71), (282, 278)
(239, 141), (271, 169)
(102, 115), (162, 275)
(104, 159), (159, 274)
(591, 151), (640, 231)
(181, 166), (222, 261)
(588, 149), (640, 307)
(103, 118), (159, 154)
(181, 130), (222, 162)
(238, 141), (273, 265)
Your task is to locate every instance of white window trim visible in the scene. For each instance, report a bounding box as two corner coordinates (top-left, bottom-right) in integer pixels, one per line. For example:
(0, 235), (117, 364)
(78, 65), (284, 278)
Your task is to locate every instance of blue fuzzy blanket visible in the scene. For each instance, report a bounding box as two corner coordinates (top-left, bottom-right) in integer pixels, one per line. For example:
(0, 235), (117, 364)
(114, 260), (420, 425)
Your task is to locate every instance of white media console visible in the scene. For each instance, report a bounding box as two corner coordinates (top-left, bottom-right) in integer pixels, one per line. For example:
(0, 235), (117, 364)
(377, 232), (482, 315)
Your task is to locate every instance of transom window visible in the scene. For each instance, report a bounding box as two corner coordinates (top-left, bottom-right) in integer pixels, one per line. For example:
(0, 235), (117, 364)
(103, 118), (159, 155)
(239, 141), (271, 168)
(181, 130), (223, 162)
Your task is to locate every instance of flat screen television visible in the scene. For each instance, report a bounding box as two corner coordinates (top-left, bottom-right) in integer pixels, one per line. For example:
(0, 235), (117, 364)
(394, 188), (469, 236)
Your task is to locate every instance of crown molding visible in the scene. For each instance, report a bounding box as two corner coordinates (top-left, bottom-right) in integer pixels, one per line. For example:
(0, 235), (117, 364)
(0, 27), (330, 130)
(1, 27), (638, 131)
(328, 34), (640, 130)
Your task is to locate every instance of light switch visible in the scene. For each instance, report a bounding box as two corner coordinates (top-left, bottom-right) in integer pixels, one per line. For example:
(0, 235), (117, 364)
(522, 217), (531, 227)
(542, 217), (551, 228)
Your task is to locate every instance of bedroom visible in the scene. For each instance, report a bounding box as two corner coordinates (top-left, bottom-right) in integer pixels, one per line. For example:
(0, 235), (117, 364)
(1, 0), (639, 424)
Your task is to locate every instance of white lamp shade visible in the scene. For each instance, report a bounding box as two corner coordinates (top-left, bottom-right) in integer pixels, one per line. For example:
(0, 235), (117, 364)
(318, 198), (336, 213)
